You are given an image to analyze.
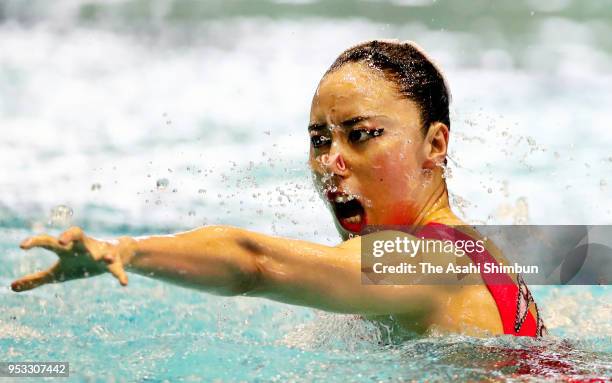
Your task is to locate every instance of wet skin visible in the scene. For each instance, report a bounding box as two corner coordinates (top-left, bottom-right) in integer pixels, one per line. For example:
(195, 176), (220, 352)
(309, 62), (440, 237)
(308, 61), (504, 334)
(12, 60), (521, 337)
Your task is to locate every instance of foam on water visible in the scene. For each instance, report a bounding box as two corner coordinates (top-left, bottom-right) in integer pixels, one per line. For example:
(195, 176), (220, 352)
(1, 9), (611, 235)
(1, 1), (611, 381)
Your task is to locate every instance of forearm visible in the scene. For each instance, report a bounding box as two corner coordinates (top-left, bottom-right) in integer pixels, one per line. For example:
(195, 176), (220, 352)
(118, 225), (369, 311)
(117, 226), (438, 316)
(121, 225), (259, 296)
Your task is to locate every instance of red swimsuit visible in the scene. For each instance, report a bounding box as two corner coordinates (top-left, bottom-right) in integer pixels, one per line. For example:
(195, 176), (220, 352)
(417, 222), (546, 337)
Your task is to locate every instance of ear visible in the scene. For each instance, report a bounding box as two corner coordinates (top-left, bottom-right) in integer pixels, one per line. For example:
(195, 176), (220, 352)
(422, 122), (449, 170)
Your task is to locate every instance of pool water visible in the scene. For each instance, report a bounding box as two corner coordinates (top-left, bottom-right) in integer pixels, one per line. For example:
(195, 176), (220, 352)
(1, 0), (611, 381)
(1, 229), (611, 381)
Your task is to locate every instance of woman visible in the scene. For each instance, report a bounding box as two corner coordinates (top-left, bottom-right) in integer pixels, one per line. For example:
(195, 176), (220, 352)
(11, 40), (544, 338)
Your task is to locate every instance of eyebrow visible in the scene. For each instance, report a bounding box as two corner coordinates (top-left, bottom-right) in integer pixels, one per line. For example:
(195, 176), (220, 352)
(307, 116), (376, 132)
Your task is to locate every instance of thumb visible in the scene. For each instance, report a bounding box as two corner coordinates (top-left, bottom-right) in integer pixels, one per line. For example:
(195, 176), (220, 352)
(10, 263), (59, 292)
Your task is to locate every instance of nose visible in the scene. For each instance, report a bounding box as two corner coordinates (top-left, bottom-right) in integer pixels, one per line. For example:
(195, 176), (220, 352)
(319, 152), (348, 176)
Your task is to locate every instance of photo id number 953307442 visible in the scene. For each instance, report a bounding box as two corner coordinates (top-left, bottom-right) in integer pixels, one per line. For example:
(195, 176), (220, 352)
(0, 362), (69, 377)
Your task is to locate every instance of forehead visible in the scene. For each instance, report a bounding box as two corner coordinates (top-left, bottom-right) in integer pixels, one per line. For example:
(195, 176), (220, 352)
(310, 61), (420, 124)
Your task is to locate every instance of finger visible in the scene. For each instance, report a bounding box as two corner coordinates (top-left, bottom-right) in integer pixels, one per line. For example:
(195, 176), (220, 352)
(20, 235), (63, 250)
(10, 264), (58, 292)
(107, 262), (128, 286)
(58, 226), (84, 246)
(104, 247), (128, 286)
(102, 253), (115, 264)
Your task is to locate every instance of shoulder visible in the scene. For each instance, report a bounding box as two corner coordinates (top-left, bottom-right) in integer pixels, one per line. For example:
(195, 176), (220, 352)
(335, 236), (361, 250)
(428, 285), (505, 336)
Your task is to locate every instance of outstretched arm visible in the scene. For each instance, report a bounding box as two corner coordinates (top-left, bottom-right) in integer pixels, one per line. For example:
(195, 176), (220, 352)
(13, 225), (439, 316)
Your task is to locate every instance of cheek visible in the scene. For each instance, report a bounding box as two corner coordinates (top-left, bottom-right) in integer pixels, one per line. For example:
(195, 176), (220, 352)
(308, 149), (316, 170)
(367, 146), (421, 193)
(359, 143), (424, 223)
(308, 149), (323, 177)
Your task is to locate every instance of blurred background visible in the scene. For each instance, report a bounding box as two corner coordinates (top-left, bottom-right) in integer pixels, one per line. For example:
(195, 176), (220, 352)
(0, 1), (610, 381)
(0, 0), (611, 239)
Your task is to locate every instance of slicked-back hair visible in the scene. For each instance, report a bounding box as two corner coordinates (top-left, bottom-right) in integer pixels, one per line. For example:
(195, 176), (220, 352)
(326, 40), (451, 135)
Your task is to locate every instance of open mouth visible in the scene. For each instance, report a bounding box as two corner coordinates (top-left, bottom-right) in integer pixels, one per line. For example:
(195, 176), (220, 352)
(326, 191), (367, 233)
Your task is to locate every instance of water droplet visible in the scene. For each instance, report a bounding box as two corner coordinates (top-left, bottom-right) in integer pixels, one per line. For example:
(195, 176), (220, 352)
(440, 162), (452, 179)
(526, 136), (536, 146)
(49, 205), (73, 227)
(156, 178), (169, 190)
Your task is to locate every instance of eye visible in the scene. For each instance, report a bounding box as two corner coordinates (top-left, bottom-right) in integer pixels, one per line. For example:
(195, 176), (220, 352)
(310, 134), (331, 148)
(348, 128), (384, 143)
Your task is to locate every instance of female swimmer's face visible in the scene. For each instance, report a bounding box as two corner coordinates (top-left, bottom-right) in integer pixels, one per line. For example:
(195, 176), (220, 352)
(308, 61), (437, 237)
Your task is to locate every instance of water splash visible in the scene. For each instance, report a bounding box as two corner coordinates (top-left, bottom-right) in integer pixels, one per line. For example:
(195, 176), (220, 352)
(280, 312), (384, 351)
(156, 178), (169, 191)
(48, 205), (73, 227)
(495, 197), (530, 224)
(536, 287), (612, 344)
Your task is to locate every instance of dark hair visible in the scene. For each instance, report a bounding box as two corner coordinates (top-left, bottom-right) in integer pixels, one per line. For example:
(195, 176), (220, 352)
(326, 40), (451, 134)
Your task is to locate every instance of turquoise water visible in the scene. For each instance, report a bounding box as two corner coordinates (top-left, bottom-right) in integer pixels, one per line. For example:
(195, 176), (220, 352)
(1, 0), (611, 381)
(2, 230), (611, 381)
(2, 227), (611, 381)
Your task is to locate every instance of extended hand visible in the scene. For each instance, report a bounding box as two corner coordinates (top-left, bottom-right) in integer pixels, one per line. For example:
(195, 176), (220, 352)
(11, 226), (135, 292)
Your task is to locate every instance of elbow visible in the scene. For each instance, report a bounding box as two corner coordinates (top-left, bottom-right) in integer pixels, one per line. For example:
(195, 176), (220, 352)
(206, 259), (262, 297)
(234, 237), (266, 296)
(210, 226), (265, 297)
(221, 258), (262, 297)
(227, 267), (262, 297)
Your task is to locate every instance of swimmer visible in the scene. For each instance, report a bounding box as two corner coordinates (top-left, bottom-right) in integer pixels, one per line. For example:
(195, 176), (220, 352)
(11, 40), (544, 338)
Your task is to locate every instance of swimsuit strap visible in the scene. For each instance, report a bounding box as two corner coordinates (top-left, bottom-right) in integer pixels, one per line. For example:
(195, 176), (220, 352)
(417, 222), (543, 337)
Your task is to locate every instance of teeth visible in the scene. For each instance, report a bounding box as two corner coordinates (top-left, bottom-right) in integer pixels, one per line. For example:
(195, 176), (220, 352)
(344, 215), (361, 223)
(334, 194), (356, 203)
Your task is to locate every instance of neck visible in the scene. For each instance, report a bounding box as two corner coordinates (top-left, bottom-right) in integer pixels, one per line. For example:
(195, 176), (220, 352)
(411, 177), (457, 227)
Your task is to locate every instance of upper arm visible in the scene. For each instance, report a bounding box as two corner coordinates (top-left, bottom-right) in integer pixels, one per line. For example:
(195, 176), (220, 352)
(239, 229), (441, 315)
